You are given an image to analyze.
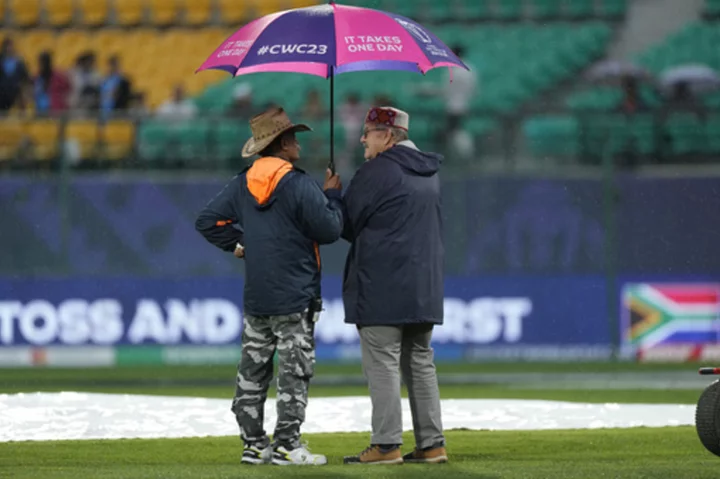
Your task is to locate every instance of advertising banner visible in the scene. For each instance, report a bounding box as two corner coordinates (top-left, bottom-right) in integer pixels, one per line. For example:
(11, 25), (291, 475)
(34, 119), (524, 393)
(0, 275), (611, 364)
(620, 281), (720, 362)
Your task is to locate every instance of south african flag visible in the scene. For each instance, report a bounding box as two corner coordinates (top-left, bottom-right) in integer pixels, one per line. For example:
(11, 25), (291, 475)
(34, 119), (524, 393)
(622, 283), (720, 349)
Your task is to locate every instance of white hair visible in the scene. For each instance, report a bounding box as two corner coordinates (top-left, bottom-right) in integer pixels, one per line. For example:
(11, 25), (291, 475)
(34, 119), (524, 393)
(389, 126), (408, 143)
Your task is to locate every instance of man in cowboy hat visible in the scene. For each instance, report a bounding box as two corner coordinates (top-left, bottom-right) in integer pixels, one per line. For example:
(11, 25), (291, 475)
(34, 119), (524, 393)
(195, 106), (343, 466)
(340, 106), (447, 465)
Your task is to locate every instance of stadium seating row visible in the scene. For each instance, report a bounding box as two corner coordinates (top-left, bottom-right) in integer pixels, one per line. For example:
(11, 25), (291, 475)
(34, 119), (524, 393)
(0, 118), (134, 162)
(0, 113), (497, 165)
(0, 0), (319, 27)
(4, 111), (714, 166)
(523, 113), (720, 160)
(566, 22), (720, 111)
(522, 21), (720, 160)
(0, 0), (628, 27)
(343, 0), (628, 22)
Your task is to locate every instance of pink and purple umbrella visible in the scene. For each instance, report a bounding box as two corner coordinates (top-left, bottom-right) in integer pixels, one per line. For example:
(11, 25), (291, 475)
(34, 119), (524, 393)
(196, 1), (469, 171)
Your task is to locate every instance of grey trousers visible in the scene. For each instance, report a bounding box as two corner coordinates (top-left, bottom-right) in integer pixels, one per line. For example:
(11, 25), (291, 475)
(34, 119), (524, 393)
(358, 324), (445, 448)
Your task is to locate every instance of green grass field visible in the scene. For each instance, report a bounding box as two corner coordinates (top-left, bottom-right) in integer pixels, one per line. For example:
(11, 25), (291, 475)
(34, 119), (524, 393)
(2, 362), (719, 478)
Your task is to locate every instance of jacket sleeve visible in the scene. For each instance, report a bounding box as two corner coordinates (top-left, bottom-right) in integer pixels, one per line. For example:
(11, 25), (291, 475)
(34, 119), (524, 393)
(296, 176), (344, 245)
(195, 176), (244, 252)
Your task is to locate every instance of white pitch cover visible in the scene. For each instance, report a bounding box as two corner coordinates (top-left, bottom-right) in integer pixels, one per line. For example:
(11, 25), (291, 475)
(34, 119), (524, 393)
(0, 392), (695, 442)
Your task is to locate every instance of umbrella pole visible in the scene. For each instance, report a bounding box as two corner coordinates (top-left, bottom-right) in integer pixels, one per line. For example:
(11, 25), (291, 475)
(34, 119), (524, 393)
(329, 67), (335, 174)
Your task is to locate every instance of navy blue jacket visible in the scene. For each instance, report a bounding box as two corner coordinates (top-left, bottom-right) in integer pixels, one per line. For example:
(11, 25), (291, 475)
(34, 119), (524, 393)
(341, 142), (444, 326)
(195, 157), (343, 316)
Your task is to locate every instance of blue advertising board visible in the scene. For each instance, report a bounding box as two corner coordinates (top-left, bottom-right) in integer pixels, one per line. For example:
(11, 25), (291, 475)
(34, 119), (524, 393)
(0, 275), (611, 360)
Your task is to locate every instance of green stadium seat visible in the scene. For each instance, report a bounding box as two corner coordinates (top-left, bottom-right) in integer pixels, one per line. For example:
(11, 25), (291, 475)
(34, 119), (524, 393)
(664, 113), (706, 155)
(584, 114), (656, 157)
(388, 0), (419, 20)
(524, 116), (579, 159)
(624, 115), (657, 156)
(566, 0), (594, 19)
(703, 92), (720, 108)
(456, 0), (490, 20)
(598, 0), (628, 19)
(705, 115), (720, 153)
(705, 0), (720, 17)
(214, 122), (245, 162)
(427, 0), (453, 23)
(461, 117), (496, 143)
(177, 120), (211, 161)
(138, 121), (171, 162)
(577, 114), (656, 158)
(494, 0), (523, 21)
(531, 0), (562, 20)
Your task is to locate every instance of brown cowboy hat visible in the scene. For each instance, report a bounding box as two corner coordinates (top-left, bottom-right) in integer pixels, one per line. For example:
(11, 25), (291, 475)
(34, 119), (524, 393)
(241, 107), (312, 158)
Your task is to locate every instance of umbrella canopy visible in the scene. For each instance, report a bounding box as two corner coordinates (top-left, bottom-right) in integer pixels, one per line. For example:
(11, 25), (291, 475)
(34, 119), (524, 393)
(197, 3), (468, 78)
(196, 3), (469, 171)
(660, 64), (720, 94)
(585, 60), (654, 84)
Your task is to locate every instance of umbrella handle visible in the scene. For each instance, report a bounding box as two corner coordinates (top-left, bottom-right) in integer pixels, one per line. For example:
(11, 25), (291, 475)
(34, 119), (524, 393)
(328, 69), (335, 174)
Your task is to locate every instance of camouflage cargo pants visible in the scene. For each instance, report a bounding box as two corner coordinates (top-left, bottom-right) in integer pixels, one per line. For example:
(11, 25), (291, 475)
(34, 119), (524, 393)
(231, 311), (315, 449)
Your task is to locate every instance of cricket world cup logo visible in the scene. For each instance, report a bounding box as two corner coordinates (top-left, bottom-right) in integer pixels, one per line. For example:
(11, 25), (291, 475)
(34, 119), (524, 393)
(394, 18), (432, 44)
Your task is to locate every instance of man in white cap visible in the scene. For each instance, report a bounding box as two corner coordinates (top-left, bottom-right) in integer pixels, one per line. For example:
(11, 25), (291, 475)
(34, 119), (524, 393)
(195, 106), (342, 466)
(340, 106), (447, 465)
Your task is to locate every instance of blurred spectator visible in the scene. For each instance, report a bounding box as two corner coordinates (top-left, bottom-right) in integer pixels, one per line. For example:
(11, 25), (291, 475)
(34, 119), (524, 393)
(372, 94), (393, 107)
(412, 44), (478, 158)
(301, 88), (326, 120)
(443, 45), (478, 134)
(33, 51), (71, 115)
(226, 82), (254, 118)
(339, 92), (367, 142)
(617, 75), (647, 114)
(0, 37), (30, 112)
(665, 81), (702, 114)
(338, 92), (368, 174)
(156, 84), (197, 120)
(100, 55), (132, 115)
(69, 51), (102, 114)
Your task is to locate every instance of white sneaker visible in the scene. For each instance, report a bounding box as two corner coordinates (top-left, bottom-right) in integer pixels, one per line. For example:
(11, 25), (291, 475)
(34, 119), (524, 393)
(272, 444), (328, 466)
(241, 443), (272, 465)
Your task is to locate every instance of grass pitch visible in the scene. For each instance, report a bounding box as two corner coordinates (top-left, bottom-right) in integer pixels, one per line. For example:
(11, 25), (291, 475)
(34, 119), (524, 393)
(3, 428), (718, 478)
(1, 362), (718, 478)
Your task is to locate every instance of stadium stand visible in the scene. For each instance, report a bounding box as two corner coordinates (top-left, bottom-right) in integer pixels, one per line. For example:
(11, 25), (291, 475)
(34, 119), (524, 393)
(27, 118), (62, 162)
(340, 0), (628, 22)
(186, 22), (611, 162)
(524, 20), (720, 162)
(45, 0), (74, 27)
(183, 0), (213, 26)
(77, 0), (110, 26)
(8, 0), (42, 27)
(0, 0), (620, 167)
(0, 0), (629, 28)
(115, 0), (146, 26)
